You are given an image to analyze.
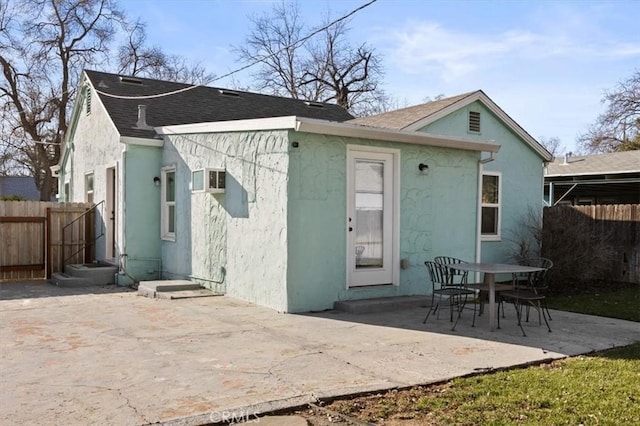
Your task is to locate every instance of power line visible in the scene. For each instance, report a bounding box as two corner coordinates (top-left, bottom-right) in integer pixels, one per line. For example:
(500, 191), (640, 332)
(95, 0), (378, 100)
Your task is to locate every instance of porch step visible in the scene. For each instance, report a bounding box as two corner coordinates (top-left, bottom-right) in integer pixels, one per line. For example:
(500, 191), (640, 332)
(137, 280), (218, 300)
(50, 272), (93, 288)
(334, 295), (431, 314)
(64, 263), (117, 286)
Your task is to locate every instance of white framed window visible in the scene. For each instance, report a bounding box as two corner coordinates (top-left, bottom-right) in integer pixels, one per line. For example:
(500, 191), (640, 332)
(481, 172), (501, 240)
(161, 165), (176, 241)
(85, 172), (94, 204)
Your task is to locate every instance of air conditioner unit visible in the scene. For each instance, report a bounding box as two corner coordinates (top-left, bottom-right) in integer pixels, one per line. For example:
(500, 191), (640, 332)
(192, 168), (226, 194)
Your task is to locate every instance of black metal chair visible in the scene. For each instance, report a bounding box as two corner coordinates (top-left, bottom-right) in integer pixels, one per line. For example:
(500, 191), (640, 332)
(501, 258), (553, 336)
(434, 256), (510, 328)
(423, 260), (476, 331)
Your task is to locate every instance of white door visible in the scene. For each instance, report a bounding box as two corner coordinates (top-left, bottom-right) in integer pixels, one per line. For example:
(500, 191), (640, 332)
(347, 147), (397, 287)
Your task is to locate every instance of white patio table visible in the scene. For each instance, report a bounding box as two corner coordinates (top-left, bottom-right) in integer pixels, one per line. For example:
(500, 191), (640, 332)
(447, 263), (545, 331)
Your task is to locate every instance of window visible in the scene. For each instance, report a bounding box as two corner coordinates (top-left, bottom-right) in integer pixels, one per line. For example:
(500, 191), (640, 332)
(85, 172), (94, 204)
(481, 172), (501, 239)
(468, 111), (481, 133)
(161, 166), (176, 241)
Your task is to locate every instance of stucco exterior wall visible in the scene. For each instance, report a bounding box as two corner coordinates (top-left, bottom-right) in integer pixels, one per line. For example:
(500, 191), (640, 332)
(162, 131), (290, 311)
(418, 101), (545, 267)
(286, 132), (479, 312)
(63, 84), (122, 262)
(121, 144), (163, 282)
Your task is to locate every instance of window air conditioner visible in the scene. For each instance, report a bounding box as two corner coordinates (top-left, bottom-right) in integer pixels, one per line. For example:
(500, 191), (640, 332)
(192, 168), (226, 193)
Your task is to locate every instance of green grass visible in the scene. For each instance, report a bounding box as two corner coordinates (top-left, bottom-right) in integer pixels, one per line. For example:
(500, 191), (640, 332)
(412, 343), (640, 425)
(547, 287), (640, 322)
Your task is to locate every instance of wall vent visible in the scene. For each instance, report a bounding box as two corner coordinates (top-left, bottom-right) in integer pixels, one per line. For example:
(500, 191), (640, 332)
(468, 111), (481, 133)
(120, 76), (143, 85)
(85, 89), (92, 115)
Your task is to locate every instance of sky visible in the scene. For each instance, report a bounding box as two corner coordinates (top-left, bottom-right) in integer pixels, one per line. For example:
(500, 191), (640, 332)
(119, 0), (640, 154)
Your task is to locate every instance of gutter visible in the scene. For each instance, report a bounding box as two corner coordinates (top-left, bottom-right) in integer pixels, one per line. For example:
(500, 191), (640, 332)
(156, 116), (500, 154)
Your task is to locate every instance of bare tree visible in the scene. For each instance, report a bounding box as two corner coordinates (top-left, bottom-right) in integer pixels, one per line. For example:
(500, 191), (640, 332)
(578, 70), (640, 153)
(1, 0), (124, 200)
(538, 136), (562, 157)
(1, 0), (215, 200)
(117, 20), (215, 85)
(235, 1), (387, 116)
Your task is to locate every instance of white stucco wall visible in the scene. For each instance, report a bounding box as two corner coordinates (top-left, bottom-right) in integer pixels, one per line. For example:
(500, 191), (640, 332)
(162, 130), (290, 311)
(64, 84), (123, 262)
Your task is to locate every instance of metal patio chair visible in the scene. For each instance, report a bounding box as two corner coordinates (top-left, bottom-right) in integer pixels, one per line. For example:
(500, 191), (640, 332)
(423, 260), (476, 331)
(434, 256), (509, 328)
(501, 258), (553, 336)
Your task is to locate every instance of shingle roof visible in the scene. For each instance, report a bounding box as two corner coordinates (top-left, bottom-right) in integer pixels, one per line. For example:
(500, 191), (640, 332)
(84, 70), (354, 138)
(348, 91), (477, 130)
(546, 150), (640, 176)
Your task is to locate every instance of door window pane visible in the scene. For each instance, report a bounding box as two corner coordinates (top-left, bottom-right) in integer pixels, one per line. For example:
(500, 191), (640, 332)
(355, 160), (383, 268)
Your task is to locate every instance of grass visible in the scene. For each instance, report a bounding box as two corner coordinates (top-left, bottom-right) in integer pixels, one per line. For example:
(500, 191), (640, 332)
(321, 342), (640, 425)
(547, 287), (639, 322)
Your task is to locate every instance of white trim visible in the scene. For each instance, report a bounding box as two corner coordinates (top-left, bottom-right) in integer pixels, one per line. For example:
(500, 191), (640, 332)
(120, 136), (164, 147)
(161, 165), (176, 242)
(480, 171), (502, 241)
(156, 116), (500, 154)
(346, 145), (400, 288)
(404, 91), (553, 162)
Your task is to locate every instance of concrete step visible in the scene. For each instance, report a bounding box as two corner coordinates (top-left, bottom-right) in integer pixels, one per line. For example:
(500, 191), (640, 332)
(334, 295), (431, 314)
(50, 272), (93, 288)
(64, 263), (117, 286)
(138, 280), (218, 299)
(156, 289), (219, 300)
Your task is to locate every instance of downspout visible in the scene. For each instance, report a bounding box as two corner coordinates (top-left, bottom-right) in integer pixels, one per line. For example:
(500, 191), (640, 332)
(476, 152), (496, 266)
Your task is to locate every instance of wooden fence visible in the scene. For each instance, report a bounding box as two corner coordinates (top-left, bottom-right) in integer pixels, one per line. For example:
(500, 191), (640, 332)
(543, 204), (640, 284)
(0, 201), (94, 281)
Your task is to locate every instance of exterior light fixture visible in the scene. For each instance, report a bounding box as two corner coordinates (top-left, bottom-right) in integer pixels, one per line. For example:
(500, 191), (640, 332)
(153, 176), (161, 186)
(418, 163), (429, 175)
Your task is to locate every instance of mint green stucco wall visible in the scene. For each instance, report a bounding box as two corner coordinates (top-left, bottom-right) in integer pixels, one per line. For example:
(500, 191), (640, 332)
(418, 101), (545, 268)
(286, 132), (480, 312)
(122, 144), (163, 282)
(162, 131), (290, 311)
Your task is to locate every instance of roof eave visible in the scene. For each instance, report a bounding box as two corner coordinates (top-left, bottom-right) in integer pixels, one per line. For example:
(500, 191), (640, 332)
(156, 116), (500, 153)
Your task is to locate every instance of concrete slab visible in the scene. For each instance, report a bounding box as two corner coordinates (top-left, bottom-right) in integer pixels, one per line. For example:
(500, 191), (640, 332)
(1, 281), (638, 426)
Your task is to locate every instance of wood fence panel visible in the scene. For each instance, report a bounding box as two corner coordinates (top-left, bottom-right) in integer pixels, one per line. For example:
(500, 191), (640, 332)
(545, 204), (639, 283)
(0, 201), (93, 281)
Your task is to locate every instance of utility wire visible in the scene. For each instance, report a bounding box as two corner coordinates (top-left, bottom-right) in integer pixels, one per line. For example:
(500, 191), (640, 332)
(95, 0), (378, 100)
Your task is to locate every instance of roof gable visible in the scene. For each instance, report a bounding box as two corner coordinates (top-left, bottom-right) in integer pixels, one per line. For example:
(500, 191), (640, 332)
(83, 70), (354, 139)
(350, 90), (553, 161)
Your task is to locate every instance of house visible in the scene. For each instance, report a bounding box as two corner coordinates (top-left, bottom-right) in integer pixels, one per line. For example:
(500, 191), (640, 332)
(56, 71), (552, 313)
(350, 91), (553, 264)
(545, 150), (640, 205)
(0, 176), (45, 200)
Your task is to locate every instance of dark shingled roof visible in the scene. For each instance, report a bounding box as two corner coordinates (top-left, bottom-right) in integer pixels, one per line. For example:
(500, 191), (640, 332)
(84, 70), (354, 138)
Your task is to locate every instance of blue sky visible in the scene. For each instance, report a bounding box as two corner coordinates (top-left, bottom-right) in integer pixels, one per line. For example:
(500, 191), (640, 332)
(120, 0), (640, 154)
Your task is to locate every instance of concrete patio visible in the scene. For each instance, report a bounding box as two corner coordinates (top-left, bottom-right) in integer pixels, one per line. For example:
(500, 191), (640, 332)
(1, 280), (638, 425)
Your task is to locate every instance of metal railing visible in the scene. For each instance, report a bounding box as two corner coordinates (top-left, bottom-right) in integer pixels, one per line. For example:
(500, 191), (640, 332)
(61, 200), (105, 269)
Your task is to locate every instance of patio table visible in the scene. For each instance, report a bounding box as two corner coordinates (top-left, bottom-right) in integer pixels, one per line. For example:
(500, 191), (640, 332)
(447, 263), (545, 331)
